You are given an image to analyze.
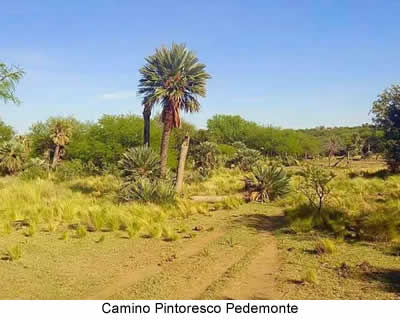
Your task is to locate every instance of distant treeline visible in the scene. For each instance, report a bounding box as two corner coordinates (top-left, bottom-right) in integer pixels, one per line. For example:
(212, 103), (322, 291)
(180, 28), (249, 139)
(0, 114), (384, 169)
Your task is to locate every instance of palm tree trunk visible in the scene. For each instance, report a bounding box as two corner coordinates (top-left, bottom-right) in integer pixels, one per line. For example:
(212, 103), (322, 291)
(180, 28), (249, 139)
(52, 144), (60, 169)
(143, 107), (151, 147)
(160, 122), (172, 178)
(175, 135), (190, 193)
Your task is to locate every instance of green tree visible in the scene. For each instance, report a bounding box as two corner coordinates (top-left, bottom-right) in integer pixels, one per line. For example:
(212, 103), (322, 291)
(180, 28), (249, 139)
(371, 84), (400, 172)
(0, 118), (14, 143)
(138, 43), (211, 177)
(0, 63), (25, 104)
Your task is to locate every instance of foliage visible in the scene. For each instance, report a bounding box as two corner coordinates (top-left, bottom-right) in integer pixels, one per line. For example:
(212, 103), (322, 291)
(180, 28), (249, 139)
(298, 165), (335, 215)
(120, 177), (176, 204)
(189, 142), (219, 176)
(353, 208), (400, 242)
(0, 140), (27, 175)
(227, 142), (261, 171)
(20, 158), (49, 180)
(371, 84), (400, 172)
(118, 146), (161, 183)
(6, 245), (23, 261)
(315, 238), (336, 254)
(0, 63), (25, 104)
(138, 43), (211, 176)
(207, 115), (322, 156)
(54, 159), (86, 181)
(244, 164), (290, 202)
(0, 118), (14, 143)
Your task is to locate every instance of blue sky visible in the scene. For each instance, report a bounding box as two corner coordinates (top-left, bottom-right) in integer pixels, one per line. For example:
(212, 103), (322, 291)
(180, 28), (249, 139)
(1, 0), (399, 133)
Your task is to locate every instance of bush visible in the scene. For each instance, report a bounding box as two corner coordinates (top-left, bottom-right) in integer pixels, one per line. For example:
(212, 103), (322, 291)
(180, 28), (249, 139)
(315, 238), (336, 254)
(119, 146), (161, 183)
(189, 142), (219, 177)
(285, 204), (348, 236)
(245, 164), (290, 202)
(7, 245), (23, 261)
(298, 165), (336, 218)
(54, 159), (86, 181)
(121, 177), (176, 204)
(353, 208), (400, 242)
(20, 158), (49, 180)
(227, 142), (261, 171)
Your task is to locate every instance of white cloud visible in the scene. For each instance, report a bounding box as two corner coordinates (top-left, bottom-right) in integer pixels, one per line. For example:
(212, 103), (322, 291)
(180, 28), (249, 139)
(100, 90), (136, 100)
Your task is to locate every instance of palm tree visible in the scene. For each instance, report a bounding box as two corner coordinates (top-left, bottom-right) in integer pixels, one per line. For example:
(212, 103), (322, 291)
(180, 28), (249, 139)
(0, 140), (26, 174)
(50, 120), (72, 169)
(138, 43), (211, 177)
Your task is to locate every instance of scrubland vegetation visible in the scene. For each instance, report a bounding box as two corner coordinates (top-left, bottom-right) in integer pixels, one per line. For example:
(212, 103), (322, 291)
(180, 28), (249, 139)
(1, 48), (400, 299)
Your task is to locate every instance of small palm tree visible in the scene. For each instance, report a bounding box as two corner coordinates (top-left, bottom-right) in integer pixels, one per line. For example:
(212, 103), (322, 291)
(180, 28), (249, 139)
(0, 140), (26, 174)
(50, 120), (72, 168)
(138, 43), (211, 176)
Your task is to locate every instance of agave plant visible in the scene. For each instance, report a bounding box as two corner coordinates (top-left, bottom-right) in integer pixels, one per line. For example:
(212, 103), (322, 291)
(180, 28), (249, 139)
(244, 164), (290, 202)
(0, 140), (26, 175)
(121, 177), (175, 204)
(118, 146), (161, 183)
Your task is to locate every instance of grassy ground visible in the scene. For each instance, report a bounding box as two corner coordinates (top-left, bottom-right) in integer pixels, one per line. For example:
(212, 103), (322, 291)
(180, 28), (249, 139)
(1, 159), (399, 299)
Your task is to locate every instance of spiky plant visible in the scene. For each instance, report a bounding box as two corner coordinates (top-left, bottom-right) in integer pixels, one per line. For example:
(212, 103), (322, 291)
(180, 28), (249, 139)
(138, 43), (211, 177)
(118, 146), (161, 183)
(245, 164), (290, 202)
(121, 177), (176, 204)
(0, 140), (26, 175)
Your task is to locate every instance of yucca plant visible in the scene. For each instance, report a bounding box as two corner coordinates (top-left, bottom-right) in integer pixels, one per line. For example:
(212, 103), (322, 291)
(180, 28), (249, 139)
(118, 146), (161, 183)
(245, 164), (290, 202)
(0, 140), (26, 175)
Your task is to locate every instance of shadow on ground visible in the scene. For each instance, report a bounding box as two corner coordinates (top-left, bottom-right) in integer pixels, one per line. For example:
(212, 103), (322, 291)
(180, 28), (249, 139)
(234, 213), (285, 233)
(363, 268), (400, 295)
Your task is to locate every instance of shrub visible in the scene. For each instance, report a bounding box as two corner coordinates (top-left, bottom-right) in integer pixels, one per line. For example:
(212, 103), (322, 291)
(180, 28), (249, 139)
(118, 146), (161, 183)
(245, 164), (290, 202)
(298, 165), (336, 219)
(189, 142), (219, 177)
(121, 177), (176, 204)
(126, 221), (141, 239)
(75, 224), (87, 238)
(303, 269), (318, 284)
(20, 158), (49, 180)
(285, 204), (348, 236)
(54, 159), (86, 181)
(147, 224), (162, 238)
(227, 142), (261, 171)
(162, 226), (179, 241)
(315, 238), (336, 254)
(24, 223), (37, 237)
(7, 245), (23, 261)
(353, 208), (400, 242)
